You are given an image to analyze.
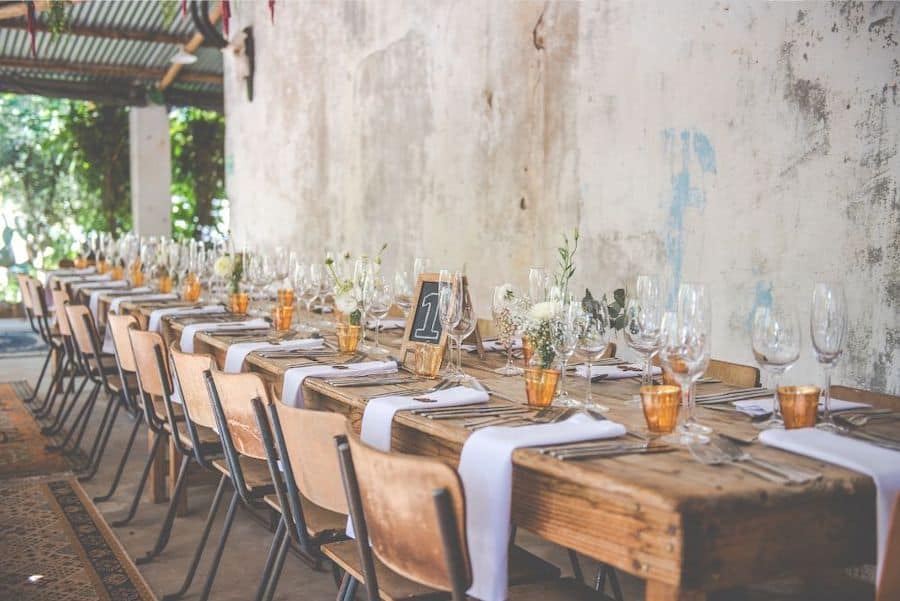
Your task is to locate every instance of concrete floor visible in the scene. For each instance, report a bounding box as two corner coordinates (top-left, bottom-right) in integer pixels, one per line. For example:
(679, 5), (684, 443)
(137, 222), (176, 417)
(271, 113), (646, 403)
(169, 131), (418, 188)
(1, 342), (645, 600)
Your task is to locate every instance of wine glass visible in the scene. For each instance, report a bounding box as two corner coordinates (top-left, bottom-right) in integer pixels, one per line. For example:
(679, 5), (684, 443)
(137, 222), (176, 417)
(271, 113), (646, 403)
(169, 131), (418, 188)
(623, 275), (664, 404)
(368, 281), (393, 355)
(676, 283), (712, 436)
(438, 271), (462, 376)
(356, 262), (376, 350)
(413, 257), (431, 281)
(292, 263), (314, 331)
(811, 282), (847, 432)
(528, 267), (549, 304)
(576, 298), (612, 412)
(752, 303), (801, 430)
(552, 301), (582, 407)
(393, 271), (413, 318)
(491, 285), (524, 376)
(447, 288), (478, 384)
(308, 262), (329, 328)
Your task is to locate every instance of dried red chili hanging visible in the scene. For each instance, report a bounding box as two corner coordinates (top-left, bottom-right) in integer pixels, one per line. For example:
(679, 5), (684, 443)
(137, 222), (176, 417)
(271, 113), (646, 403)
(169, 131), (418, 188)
(221, 0), (231, 37)
(181, 0), (187, 18)
(26, 1), (36, 58)
(268, 0), (275, 24)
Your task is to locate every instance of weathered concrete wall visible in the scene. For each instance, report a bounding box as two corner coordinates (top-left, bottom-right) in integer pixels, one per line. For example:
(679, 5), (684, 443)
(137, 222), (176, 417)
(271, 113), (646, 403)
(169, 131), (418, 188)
(223, 1), (899, 393)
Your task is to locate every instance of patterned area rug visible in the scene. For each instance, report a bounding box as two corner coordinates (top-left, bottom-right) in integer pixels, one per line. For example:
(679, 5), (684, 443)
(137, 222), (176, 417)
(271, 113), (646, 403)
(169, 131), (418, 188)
(0, 319), (47, 358)
(0, 381), (74, 479)
(0, 477), (157, 600)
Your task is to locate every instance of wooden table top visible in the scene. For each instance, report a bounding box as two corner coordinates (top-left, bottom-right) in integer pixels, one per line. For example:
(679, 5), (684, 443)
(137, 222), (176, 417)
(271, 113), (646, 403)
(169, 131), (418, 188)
(122, 300), (895, 600)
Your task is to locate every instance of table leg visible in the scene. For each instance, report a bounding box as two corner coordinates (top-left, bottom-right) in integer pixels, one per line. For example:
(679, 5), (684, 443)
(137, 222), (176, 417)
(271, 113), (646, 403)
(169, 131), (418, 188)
(645, 581), (706, 601)
(170, 436), (189, 516)
(147, 426), (168, 504)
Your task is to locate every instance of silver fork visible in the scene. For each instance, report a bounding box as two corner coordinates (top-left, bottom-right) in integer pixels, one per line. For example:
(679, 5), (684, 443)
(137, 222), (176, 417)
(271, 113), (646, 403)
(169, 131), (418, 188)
(711, 437), (821, 483)
(688, 442), (791, 484)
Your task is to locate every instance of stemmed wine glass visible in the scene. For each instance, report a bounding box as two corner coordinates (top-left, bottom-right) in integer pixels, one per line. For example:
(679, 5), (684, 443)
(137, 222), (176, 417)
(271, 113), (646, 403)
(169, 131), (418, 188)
(368, 281), (393, 355)
(811, 282), (847, 432)
(491, 285), (523, 376)
(752, 302), (801, 430)
(576, 298), (612, 412)
(552, 301), (582, 407)
(451, 296), (478, 385)
(438, 271), (463, 375)
(528, 267), (549, 304)
(308, 263), (328, 328)
(623, 275), (664, 405)
(393, 271), (413, 318)
(292, 263), (314, 331)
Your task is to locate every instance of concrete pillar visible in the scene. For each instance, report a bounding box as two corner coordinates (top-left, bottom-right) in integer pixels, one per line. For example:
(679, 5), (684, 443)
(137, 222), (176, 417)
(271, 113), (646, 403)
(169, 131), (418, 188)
(129, 106), (171, 237)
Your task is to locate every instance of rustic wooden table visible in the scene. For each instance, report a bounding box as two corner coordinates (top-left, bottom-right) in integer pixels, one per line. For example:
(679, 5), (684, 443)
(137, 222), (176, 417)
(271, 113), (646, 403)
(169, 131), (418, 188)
(131, 303), (894, 601)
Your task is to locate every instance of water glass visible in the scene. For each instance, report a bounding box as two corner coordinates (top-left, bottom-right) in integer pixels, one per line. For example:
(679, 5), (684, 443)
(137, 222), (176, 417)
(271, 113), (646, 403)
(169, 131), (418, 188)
(810, 282), (847, 432)
(752, 303), (801, 430)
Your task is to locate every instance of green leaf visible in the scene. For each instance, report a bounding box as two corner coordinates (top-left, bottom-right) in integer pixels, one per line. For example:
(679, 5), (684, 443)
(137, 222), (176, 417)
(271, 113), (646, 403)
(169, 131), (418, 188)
(613, 288), (626, 306)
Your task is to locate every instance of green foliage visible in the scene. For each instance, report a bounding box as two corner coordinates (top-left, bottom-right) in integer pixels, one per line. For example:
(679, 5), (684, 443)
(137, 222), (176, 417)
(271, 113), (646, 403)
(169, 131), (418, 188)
(553, 228), (579, 295)
(582, 287), (627, 332)
(170, 108), (226, 241)
(47, 1), (73, 37)
(159, 0), (180, 28)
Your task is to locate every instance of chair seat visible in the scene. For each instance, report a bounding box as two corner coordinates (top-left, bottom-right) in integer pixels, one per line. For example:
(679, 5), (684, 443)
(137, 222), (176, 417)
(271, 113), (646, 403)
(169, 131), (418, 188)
(165, 421), (221, 452)
(263, 494), (346, 540)
(212, 456), (273, 496)
(320, 541), (561, 601)
(151, 396), (184, 421)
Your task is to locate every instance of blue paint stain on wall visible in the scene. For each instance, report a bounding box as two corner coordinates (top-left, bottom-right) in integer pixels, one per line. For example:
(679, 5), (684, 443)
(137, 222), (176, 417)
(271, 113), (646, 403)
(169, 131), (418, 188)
(746, 280), (774, 330)
(662, 129), (716, 308)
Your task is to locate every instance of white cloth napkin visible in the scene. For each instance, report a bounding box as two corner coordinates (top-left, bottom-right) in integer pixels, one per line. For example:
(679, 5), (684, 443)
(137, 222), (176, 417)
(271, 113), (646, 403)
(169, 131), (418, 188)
(280, 360), (397, 408)
(365, 317), (406, 331)
(72, 279), (128, 292)
(148, 305), (225, 332)
(733, 396), (871, 418)
(361, 386), (489, 451)
(90, 287), (150, 320)
(223, 338), (325, 373)
(462, 338), (523, 353)
(759, 428), (900, 579)
(458, 414), (626, 601)
(109, 293), (178, 314)
(575, 364), (661, 380)
(179, 318), (269, 353)
(56, 273), (110, 283)
(49, 267), (95, 277)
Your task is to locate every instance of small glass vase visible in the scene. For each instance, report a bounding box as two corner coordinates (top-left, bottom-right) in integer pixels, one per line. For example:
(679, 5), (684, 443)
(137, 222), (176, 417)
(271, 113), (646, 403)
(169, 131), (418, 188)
(158, 273), (174, 293)
(522, 336), (534, 367)
(182, 274), (202, 302)
(229, 292), (249, 314)
(337, 323), (362, 352)
(110, 265), (125, 281)
(524, 359), (560, 408)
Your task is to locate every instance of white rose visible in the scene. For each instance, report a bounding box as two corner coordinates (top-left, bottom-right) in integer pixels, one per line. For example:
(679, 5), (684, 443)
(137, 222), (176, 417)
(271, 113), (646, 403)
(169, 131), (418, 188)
(528, 301), (560, 322)
(335, 293), (359, 314)
(493, 283), (515, 307)
(213, 256), (234, 278)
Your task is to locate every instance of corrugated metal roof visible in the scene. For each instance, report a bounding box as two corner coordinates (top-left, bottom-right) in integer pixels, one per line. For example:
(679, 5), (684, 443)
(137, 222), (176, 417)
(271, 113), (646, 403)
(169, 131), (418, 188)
(0, 0), (223, 109)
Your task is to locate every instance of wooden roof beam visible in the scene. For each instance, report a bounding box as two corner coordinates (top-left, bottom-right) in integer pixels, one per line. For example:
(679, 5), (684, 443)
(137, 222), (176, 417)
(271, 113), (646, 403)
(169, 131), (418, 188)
(0, 56), (222, 85)
(0, 20), (191, 45)
(158, 2), (222, 91)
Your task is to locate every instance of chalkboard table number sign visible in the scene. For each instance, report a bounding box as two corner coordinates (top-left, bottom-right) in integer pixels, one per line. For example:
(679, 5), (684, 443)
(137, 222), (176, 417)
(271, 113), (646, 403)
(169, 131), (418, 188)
(399, 272), (484, 368)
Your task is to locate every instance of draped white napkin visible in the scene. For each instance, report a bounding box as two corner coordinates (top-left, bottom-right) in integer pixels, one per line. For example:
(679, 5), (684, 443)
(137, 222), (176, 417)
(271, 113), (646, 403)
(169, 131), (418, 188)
(223, 338), (325, 373)
(72, 279), (128, 292)
(148, 304), (225, 332)
(759, 428), (900, 579)
(458, 414), (627, 601)
(361, 386), (489, 451)
(365, 317), (406, 331)
(90, 286), (150, 320)
(48, 267), (95, 277)
(734, 396), (871, 418)
(56, 273), (110, 283)
(179, 318), (269, 353)
(280, 360), (397, 408)
(575, 363), (661, 380)
(110, 293), (178, 314)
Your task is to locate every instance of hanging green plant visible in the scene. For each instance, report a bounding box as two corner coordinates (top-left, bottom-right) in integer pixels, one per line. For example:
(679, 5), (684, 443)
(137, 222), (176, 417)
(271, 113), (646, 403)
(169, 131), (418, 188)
(46, 0), (73, 38)
(159, 0), (179, 28)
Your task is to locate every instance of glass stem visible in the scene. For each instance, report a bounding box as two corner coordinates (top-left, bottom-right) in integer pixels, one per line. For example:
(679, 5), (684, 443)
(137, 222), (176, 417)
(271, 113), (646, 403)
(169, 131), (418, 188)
(685, 381), (696, 424)
(506, 345), (513, 370)
(822, 366), (833, 424)
(560, 360), (568, 396)
(643, 354), (653, 387)
(585, 360), (592, 403)
(375, 318), (381, 348)
(770, 373), (782, 420)
(457, 336), (463, 373)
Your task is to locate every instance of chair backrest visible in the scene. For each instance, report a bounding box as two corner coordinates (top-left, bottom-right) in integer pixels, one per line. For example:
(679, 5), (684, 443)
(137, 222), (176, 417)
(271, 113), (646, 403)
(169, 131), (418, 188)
(64, 303), (97, 356)
(170, 345), (218, 430)
(27, 279), (46, 318)
(344, 432), (470, 593)
(16, 274), (33, 310)
(208, 369), (269, 461)
(832, 385), (900, 412)
(879, 493), (900, 601)
(273, 403), (348, 515)
(108, 314), (139, 373)
(129, 328), (170, 398)
(705, 359), (760, 387)
(51, 289), (72, 336)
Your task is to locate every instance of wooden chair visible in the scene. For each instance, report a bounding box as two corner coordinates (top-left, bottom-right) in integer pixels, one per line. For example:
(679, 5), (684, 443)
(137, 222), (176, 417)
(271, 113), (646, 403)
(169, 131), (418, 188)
(200, 368), (277, 601)
(16, 274), (56, 405)
(93, 314), (144, 503)
(162, 347), (233, 601)
(831, 385), (900, 412)
(39, 288), (88, 437)
(337, 433), (600, 601)
(16, 272), (38, 333)
(878, 493), (900, 601)
(704, 359), (760, 387)
(27, 278), (71, 420)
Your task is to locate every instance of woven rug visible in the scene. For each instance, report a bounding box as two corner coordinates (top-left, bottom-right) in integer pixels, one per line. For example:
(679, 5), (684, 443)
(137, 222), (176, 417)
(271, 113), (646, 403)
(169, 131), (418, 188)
(0, 476), (156, 600)
(0, 319), (47, 358)
(0, 381), (74, 479)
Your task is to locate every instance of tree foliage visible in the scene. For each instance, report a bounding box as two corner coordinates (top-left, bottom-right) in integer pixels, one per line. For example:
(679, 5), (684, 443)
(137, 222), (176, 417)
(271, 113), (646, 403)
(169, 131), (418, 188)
(170, 108), (226, 241)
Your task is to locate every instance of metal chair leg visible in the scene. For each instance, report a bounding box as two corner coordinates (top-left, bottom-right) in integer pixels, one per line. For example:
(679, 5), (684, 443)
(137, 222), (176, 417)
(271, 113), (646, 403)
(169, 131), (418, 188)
(568, 548), (584, 583)
(77, 391), (116, 472)
(79, 393), (122, 481)
(334, 572), (350, 601)
(34, 358), (66, 418)
(162, 475), (230, 601)
(262, 529), (291, 601)
(198, 490), (240, 601)
(112, 430), (163, 528)
(42, 372), (87, 434)
(46, 383), (99, 452)
(24, 348), (53, 403)
(94, 416), (141, 503)
(595, 563), (624, 601)
(342, 576), (358, 601)
(137, 453), (192, 565)
(254, 517), (287, 601)
(63, 381), (103, 456)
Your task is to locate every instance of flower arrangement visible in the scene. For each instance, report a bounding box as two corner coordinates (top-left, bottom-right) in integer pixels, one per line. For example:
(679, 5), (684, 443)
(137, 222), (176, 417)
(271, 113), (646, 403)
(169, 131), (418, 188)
(325, 244), (387, 326)
(551, 228), (579, 299)
(523, 300), (562, 368)
(582, 287), (628, 331)
(214, 253), (243, 294)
